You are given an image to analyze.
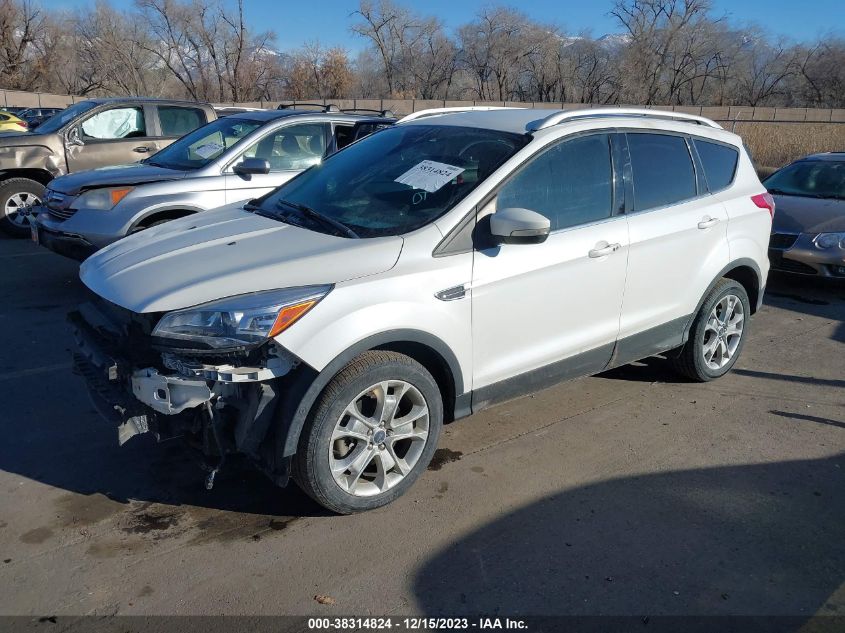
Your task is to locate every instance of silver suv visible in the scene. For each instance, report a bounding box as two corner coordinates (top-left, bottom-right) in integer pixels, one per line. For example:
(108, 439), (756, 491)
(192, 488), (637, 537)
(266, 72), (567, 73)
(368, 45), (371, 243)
(71, 107), (772, 514)
(33, 108), (394, 260)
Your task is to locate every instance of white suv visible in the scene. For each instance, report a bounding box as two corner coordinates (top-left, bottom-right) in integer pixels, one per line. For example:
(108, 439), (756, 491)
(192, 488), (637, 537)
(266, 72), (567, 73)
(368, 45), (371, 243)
(72, 107), (772, 514)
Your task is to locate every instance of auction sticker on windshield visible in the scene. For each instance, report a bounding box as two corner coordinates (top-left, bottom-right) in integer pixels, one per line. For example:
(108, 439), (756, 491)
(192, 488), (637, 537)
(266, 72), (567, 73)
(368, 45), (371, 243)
(395, 160), (465, 193)
(194, 142), (224, 159)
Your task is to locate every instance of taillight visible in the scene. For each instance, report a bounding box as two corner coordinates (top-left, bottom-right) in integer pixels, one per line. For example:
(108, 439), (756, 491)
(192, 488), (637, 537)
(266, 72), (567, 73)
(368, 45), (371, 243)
(14, 120), (27, 128)
(751, 192), (775, 219)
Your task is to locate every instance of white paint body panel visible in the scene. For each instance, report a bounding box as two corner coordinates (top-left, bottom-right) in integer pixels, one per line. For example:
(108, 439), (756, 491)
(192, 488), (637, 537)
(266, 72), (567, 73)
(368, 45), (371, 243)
(80, 206), (402, 313)
(471, 217), (629, 389)
(620, 195), (729, 338)
(79, 109), (771, 399)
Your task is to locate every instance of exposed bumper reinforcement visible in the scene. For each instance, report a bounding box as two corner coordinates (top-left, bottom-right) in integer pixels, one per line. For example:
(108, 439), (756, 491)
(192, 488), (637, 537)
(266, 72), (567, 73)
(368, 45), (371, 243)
(131, 368), (213, 415)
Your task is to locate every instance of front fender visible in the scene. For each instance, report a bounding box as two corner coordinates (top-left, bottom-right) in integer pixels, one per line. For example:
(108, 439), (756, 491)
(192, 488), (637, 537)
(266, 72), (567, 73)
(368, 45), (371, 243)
(0, 145), (62, 177)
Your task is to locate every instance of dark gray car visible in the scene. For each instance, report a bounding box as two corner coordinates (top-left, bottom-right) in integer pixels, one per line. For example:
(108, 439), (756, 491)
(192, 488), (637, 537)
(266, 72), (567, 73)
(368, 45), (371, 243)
(0, 97), (216, 236)
(764, 153), (845, 278)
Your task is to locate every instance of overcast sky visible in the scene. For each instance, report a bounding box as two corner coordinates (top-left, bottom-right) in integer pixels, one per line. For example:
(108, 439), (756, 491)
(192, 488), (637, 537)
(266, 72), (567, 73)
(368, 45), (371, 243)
(53, 0), (845, 52)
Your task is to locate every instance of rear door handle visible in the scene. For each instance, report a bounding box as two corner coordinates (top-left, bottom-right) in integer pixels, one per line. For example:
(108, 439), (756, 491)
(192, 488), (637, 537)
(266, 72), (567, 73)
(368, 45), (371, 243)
(588, 242), (621, 258)
(133, 146), (151, 153)
(698, 217), (719, 229)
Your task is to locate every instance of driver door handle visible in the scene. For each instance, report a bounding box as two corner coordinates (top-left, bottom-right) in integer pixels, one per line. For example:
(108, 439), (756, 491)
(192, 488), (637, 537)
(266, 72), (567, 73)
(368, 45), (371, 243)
(698, 216), (719, 229)
(588, 242), (621, 258)
(133, 146), (152, 153)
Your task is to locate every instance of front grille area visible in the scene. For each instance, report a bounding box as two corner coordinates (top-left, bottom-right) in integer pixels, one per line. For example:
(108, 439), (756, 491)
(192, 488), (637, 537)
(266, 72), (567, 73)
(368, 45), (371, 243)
(769, 232), (799, 250)
(48, 206), (77, 221)
(44, 189), (77, 221)
(768, 250), (818, 275)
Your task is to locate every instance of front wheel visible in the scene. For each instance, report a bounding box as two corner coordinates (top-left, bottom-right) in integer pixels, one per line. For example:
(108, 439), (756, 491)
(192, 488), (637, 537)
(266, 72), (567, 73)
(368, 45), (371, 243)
(0, 178), (45, 237)
(670, 278), (750, 382)
(293, 351), (443, 514)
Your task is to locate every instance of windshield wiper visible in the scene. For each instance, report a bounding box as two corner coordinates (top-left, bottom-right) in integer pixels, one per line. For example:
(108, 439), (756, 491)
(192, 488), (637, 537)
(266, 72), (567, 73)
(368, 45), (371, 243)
(276, 199), (359, 238)
(768, 188), (830, 199)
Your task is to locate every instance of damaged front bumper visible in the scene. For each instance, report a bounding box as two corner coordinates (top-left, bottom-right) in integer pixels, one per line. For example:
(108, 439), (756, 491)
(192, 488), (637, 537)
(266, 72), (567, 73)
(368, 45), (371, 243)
(69, 300), (301, 486)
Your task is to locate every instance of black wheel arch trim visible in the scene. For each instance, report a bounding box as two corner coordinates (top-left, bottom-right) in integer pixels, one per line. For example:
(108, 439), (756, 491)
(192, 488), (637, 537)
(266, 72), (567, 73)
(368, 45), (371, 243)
(129, 206), (202, 232)
(680, 258), (763, 346)
(275, 329), (465, 460)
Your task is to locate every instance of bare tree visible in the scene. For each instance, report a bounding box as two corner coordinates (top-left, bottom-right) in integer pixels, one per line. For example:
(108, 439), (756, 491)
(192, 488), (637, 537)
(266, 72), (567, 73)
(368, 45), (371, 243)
(730, 32), (797, 106)
(0, 0), (51, 90)
(352, 0), (456, 98)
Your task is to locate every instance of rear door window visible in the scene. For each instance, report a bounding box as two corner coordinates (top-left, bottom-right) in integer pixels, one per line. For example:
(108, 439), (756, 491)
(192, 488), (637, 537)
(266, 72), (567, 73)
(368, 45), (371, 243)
(694, 139), (739, 192)
(627, 133), (697, 211)
(158, 106), (207, 137)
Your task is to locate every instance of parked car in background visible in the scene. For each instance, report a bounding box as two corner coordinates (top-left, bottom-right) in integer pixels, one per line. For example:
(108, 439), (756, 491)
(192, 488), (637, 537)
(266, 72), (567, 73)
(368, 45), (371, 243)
(32, 108), (395, 260)
(18, 107), (64, 129)
(764, 152), (845, 278)
(0, 97), (216, 236)
(70, 107), (770, 514)
(2, 106), (29, 116)
(0, 110), (30, 132)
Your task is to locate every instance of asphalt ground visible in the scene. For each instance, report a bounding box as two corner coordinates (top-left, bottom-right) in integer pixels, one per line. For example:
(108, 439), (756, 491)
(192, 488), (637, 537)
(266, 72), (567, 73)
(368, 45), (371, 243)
(0, 233), (843, 622)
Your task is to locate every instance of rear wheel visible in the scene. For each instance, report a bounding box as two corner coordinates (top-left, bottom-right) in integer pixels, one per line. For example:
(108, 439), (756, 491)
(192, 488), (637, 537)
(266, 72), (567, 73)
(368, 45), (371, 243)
(0, 178), (45, 237)
(671, 278), (750, 381)
(293, 351), (443, 514)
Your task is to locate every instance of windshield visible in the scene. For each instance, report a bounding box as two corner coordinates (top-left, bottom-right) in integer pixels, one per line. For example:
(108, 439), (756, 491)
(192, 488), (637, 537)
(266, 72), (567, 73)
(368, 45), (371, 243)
(257, 124), (529, 237)
(764, 160), (845, 200)
(34, 101), (98, 133)
(145, 117), (263, 171)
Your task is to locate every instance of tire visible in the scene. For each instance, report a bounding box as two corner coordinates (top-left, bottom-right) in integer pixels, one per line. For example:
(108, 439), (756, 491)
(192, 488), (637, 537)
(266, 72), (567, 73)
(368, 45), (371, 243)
(0, 178), (46, 237)
(293, 350), (443, 514)
(670, 278), (750, 382)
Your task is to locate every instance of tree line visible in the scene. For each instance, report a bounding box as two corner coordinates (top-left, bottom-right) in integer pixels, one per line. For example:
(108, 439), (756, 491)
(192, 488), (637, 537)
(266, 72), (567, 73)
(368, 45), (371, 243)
(1, 0), (843, 107)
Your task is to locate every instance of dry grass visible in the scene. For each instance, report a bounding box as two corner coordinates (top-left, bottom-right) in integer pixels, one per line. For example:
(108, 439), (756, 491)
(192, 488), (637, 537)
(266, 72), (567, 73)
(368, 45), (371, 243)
(731, 122), (845, 173)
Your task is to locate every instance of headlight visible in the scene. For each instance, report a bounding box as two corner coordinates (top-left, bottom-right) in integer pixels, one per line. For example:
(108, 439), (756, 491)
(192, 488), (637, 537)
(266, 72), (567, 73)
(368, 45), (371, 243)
(814, 232), (845, 249)
(71, 187), (134, 210)
(152, 285), (332, 349)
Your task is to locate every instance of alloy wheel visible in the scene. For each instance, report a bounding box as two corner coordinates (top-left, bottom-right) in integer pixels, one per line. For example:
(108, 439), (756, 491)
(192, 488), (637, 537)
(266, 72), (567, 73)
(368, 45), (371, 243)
(702, 294), (744, 370)
(329, 379), (430, 497)
(4, 192), (41, 227)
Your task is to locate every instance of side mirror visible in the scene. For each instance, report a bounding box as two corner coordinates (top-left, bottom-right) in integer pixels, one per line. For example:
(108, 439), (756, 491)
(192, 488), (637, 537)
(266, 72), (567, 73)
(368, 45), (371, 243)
(490, 207), (551, 245)
(233, 157), (270, 177)
(65, 126), (84, 147)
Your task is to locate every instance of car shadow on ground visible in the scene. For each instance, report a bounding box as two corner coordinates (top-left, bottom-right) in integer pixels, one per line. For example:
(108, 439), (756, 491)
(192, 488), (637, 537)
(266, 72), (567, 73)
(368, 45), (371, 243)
(413, 454), (845, 618)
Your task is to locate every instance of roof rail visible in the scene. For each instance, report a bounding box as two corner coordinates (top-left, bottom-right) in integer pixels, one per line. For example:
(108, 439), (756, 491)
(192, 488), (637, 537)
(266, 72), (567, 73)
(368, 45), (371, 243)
(277, 102), (340, 113)
(527, 107), (723, 132)
(397, 106), (522, 124)
(340, 108), (396, 118)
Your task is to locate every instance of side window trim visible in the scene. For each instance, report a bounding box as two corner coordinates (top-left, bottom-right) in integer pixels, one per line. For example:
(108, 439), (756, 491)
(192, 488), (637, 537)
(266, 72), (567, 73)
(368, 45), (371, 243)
(687, 136), (710, 195)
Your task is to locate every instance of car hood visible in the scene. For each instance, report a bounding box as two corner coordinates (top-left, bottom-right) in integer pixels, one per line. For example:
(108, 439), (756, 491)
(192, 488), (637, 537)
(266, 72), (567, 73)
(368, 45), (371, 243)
(80, 206), (404, 313)
(771, 195), (845, 234)
(0, 130), (32, 138)
(49, 163), (188, 196)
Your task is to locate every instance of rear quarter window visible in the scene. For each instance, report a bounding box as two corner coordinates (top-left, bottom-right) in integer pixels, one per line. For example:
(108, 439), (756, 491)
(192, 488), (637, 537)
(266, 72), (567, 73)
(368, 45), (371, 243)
(694, 139), (739, 192)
